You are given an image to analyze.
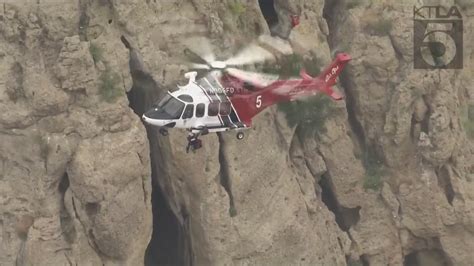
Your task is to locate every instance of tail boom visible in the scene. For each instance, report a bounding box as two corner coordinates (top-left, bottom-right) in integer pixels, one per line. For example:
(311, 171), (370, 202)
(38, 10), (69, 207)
(295, 52), (351, 100)
(229, 53), (351, 125)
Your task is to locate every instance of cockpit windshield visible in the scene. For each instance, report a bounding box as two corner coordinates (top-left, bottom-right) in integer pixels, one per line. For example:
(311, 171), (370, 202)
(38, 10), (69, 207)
(154, 94), (172, 108)
(148, 94), (185, 120)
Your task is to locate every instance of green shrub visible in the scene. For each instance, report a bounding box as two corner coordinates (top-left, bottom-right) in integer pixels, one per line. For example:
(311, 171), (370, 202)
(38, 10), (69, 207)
(229, 1), (246, 16)
(346, 0), (364, 9)
(229, 205), (237, 217)
(463, 104), (474, 139)
(262, 54), (323, 79)
(268, 54), (330, 138)
(278, 94), (335, 138)
(366, 18), (392, 36)
(89, 43), (103, 63)
(99, 70), (121, 102)
(362, 149), (384, 190)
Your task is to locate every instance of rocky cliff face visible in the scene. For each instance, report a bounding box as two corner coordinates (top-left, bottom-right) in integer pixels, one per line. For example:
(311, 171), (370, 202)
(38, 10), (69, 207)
(0, 0), (472, 266)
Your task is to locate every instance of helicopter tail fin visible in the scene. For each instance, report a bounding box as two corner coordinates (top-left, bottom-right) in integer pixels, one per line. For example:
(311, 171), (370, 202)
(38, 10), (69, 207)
(318, 53), (351, 88)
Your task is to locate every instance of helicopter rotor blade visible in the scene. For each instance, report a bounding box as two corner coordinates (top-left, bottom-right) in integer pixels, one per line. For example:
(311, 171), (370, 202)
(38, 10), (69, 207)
(190, 63), (211, 70)
(226, 67), (280, 87)
(183, 37), (217, 63)
(257, 34), (294, 56)
(183, 48), (210, 66)
(223, 44), (276, 67)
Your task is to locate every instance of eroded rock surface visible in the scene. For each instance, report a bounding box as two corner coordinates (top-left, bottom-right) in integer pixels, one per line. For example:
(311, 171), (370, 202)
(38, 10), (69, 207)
(0, 2), (151, 265)
(1, 0), (473, 266)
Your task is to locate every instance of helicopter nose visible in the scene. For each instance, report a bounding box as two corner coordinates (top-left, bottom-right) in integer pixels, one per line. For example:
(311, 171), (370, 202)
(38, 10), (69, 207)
(141, 114), (166, 127)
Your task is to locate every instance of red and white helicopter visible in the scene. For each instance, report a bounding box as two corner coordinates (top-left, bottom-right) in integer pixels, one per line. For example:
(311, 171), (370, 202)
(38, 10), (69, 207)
(142, 42), (351, 152)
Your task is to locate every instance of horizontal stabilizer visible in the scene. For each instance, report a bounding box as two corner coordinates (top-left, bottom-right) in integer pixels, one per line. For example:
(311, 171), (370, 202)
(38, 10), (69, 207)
(299, 69), (312, 80)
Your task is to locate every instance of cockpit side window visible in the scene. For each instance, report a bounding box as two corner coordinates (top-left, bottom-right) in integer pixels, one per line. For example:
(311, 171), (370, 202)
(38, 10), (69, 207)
(182, 104), (194, 119)
(196, 103), (205, 118)
(163, 97), (185, 119)
(208, 102), (219, 116)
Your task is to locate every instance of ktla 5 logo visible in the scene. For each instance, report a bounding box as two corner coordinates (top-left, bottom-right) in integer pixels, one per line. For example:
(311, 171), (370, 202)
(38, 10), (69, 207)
(413, 5), (463, 69)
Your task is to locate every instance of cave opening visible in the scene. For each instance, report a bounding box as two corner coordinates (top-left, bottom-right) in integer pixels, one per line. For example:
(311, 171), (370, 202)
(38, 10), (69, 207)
(404, 252), (418, 266)
(360, 254), (370, 266)
(58, 173), (76, 243)
(403, 249), (451, 266)
(346, 255), (369, 266)
(122, 35), (188, 266)
(319, 174), (361, 232)
(258, 0), (279, 32)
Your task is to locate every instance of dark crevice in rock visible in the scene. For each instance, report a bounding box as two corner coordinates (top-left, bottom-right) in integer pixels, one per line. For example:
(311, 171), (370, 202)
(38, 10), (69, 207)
(410, 115), (418, 141)
(324, 0), (366, 150)
(336, 59), (366, 148)
(319, 173), (361, 232)
(121, 35), (191, 266)
(78, 0), (90, 41)
(59, 173), (76, 243)
(257, 0), (293, 39)
(145, 183), (187, 266)
(70, 196), (106, 264)
(420, 96), (431, 134)
(120, 35), (131, 49)
(58, 172), (70, 194)
(136, 152), (148, 204)
(359, 254), (370, 266)
(258, 0), (279, 31)
(217, 133), (237, 217)
(6, 62), (25, 103)
(404, 252), (418, 266)
(435, 166), (455, 205)
(87, 229), (111, 261)
(388, 34), (404, 61)
(346, 256), (368, 266)
(322, 0), (340, 29)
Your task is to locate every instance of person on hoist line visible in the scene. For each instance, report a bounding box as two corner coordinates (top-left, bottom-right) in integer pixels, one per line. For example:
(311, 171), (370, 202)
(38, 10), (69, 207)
(186, 132), (202, 153)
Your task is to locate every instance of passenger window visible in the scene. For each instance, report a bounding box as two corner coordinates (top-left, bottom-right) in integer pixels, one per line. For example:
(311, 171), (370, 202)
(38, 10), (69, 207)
(208, 102), (219, 116)
(182, 104), (194, 119)
(219, 102), (231, 116)
(196, 103), (205, 118)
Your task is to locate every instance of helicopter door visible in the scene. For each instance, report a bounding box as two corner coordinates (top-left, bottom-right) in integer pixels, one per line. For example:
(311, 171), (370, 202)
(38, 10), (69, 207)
(181, 104), (194, 126)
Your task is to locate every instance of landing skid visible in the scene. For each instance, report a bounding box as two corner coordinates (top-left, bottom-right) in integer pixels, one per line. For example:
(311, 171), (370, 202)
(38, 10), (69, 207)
(236, 131), (244, 140)
(185, 127), (247, 154)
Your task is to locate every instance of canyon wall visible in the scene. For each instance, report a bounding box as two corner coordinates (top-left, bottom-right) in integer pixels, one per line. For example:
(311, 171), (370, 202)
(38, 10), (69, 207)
(0, 0), (472, 265)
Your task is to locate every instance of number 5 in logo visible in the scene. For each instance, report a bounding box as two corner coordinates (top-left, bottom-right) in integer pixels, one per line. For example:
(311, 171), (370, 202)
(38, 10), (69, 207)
(256, 95), (262, 108)
(420, 28), (457, 67)
(413, 6), (463, 69)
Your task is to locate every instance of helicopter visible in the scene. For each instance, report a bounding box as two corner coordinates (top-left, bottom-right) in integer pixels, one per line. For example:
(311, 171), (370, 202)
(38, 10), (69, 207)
(141, 41), (351, 152)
